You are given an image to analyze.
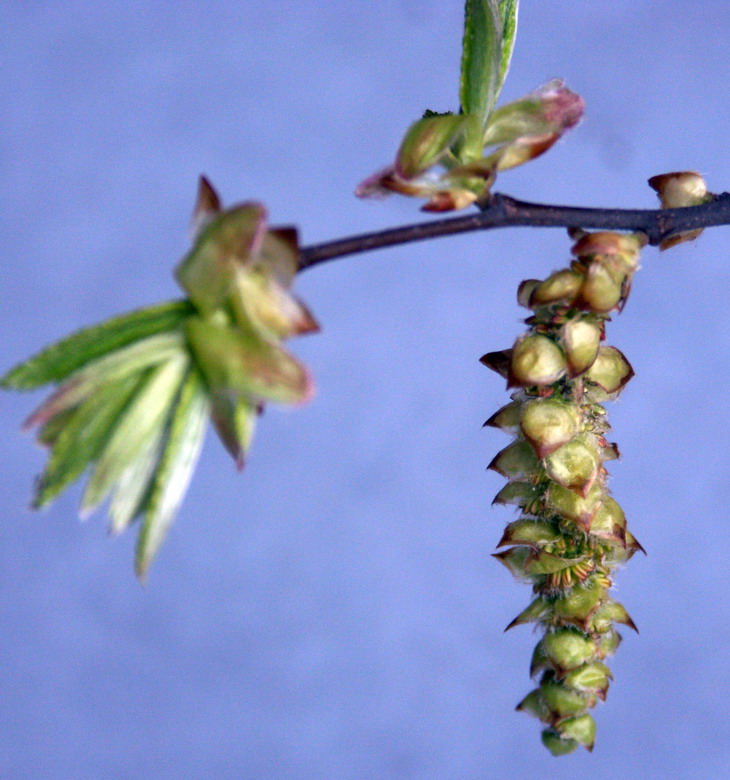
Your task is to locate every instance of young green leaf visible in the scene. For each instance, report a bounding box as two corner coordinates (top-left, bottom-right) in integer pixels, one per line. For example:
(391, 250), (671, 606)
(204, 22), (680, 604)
(135, 368), (210, 580)
(460, 0), (503, 124)
(497, 0), (519, 94)
(32, 373), (143, 509)
(1, 300), (194, 390)
(81, 354), (189, 516)
(23, 331), (187, 430)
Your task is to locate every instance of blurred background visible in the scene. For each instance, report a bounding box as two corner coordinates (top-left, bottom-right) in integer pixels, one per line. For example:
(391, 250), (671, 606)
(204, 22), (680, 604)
(2, 2), (730, 777)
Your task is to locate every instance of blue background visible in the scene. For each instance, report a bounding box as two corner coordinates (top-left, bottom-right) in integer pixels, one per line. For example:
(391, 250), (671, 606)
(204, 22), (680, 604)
(2, 2), (730, 778)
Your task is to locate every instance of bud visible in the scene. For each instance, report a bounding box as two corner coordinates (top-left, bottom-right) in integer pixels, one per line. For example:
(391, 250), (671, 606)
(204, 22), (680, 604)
(229, 267), (319, 340)
(559, 713), (596, 751)
(420, 174), (488, 212)
(483, 400), (521, 432)
(541, 628), (597, 673)
(517, 279), (541, 309)
(544, 434), (601, 497)
(519, 398), (581, 458)
(488, 440), (540, 480)
(479, 349), (512, 378)
(509, 334), (567, 387)
(492, 481), (541, 508)
(497, 519), (563, 549)
(578, 259), (624, 312)
(571, 231), (645, 263)
(589, 496), (627, 546)
(561, 317), (602, 376)
(505, 596), (551, 631)
(481, 81), (585, 171)
(562, 662), (612, 698)
(596, 628), (622, 658)
(176, 202), (268, 315)
(540, 679), (590, 719)
(648, 171), (709, 209)
(395, 114), (473, 179)
(494, 547), (584, 579)
(552, 578), (606, 627)
(648, 171), (712, 250)
(541, 729), (579, 757)
(545, 482), (604, 530)
(190, 175), (222, 238)
(529, 269), (584, 307)
(590, 600), (638, 634)
(516, 689), (551, 722)
(585, 346), (634, 395)
(209, 393), (259, 470)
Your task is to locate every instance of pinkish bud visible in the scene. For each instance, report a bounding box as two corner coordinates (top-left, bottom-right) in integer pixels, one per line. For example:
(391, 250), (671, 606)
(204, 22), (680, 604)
(648, 171), (709, 209)
(648, 171), (712, 249)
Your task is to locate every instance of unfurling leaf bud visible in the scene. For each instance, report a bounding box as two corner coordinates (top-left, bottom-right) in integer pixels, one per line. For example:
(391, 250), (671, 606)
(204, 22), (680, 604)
(357, 72), (584, 211)
(2, 178), (319, 578)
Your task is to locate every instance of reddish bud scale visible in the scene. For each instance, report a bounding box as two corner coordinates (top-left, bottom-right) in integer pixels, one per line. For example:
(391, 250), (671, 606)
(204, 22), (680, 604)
(483, 230), (643, 756)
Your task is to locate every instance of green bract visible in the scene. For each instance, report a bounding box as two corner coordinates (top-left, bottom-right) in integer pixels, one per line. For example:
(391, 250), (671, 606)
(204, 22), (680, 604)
(1, 177), (318, 579)
(484, 230), (645, 754)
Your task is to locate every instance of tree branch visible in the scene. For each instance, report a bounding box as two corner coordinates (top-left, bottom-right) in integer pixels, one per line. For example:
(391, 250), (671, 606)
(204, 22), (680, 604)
(298, 191), (730, 270)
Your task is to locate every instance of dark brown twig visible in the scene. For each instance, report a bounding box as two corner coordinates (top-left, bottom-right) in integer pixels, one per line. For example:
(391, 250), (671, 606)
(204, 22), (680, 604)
(298, 191), (730, 270)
